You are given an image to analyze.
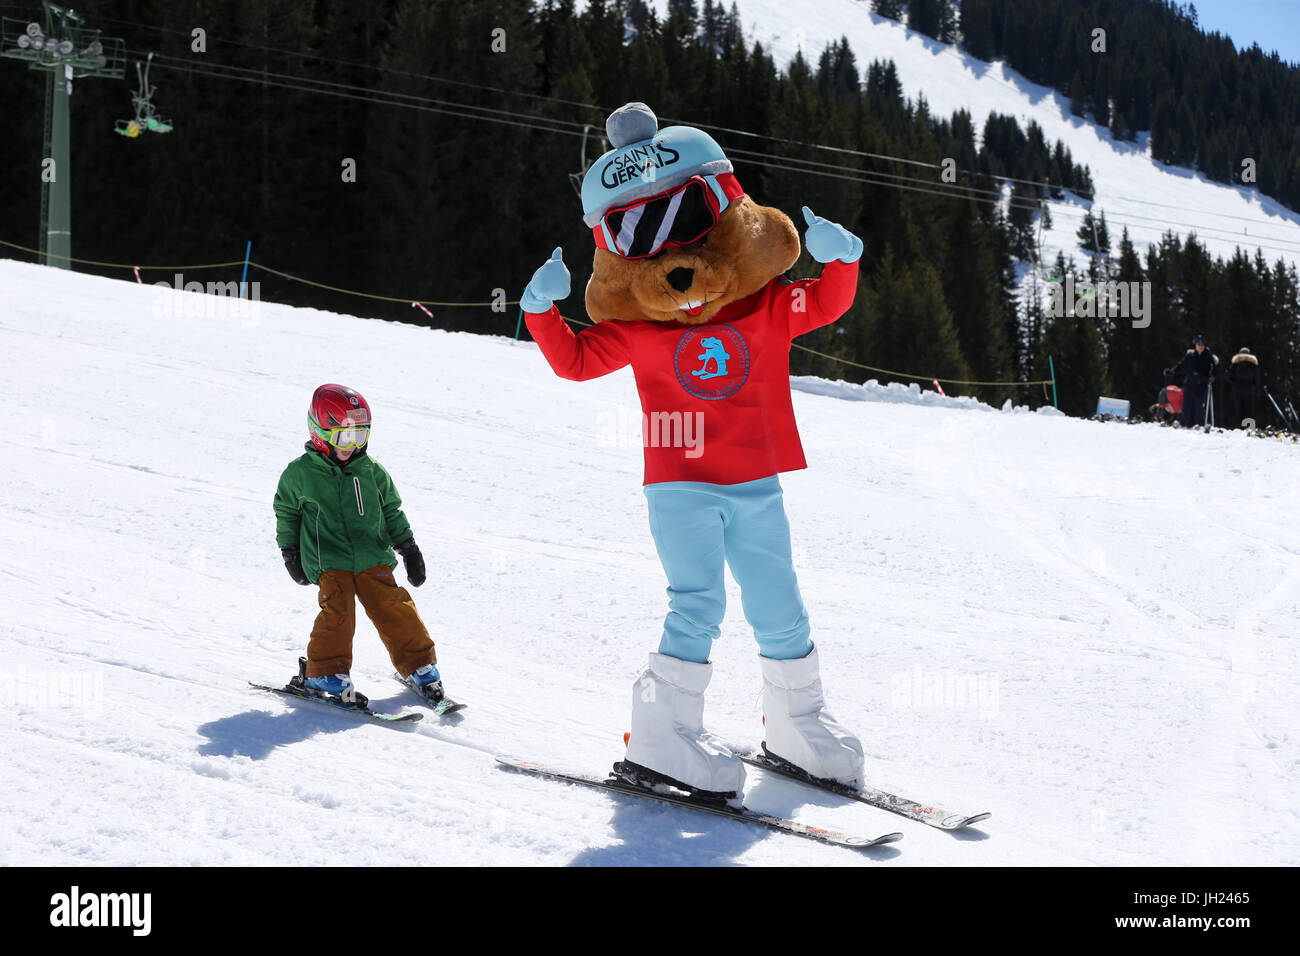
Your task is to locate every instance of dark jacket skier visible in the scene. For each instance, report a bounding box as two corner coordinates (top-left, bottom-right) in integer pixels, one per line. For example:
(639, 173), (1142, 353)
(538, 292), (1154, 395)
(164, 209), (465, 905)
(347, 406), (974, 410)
(1166, 335), (1218, 427)
(1225, 348), (1260, 427)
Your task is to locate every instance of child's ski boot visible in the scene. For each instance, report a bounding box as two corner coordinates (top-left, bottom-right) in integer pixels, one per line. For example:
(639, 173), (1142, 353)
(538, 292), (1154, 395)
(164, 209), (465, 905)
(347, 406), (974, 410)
(290, 657), (368, 708)
(402, 663), (444, 704)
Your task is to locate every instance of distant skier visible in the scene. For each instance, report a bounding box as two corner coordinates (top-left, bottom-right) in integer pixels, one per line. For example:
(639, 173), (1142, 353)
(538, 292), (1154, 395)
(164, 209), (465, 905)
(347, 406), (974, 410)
(272, 384), (441, 706)
(1224, 348), (1260, 428)
(1165, 334), (1218, 427)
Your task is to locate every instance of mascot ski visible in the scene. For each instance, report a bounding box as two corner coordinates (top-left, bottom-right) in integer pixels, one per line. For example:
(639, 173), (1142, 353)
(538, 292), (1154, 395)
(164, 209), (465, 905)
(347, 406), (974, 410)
(521, 103), (865, 807)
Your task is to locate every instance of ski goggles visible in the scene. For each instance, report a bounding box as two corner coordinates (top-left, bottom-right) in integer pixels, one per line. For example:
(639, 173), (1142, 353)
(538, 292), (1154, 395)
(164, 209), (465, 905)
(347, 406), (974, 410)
(310, 419), (370, 450)
(593, 173), (744, 259)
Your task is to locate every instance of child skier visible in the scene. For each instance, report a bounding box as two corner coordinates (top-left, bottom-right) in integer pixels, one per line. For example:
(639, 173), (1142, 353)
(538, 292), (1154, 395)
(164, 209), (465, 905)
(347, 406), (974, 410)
(273, 383), (442, 706)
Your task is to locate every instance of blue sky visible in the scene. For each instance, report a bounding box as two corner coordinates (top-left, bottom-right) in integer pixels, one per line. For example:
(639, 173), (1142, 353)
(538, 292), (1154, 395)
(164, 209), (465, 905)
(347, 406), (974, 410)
(1187, 0), (1300, 64)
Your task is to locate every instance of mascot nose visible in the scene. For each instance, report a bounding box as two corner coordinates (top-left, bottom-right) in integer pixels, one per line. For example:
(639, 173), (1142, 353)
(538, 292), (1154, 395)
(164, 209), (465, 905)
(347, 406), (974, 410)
(666, 267), (694, 293)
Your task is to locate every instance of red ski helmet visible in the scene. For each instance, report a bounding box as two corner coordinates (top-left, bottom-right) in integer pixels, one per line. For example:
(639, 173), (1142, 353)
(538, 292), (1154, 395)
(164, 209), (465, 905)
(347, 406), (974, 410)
(308, 384), (371, 459)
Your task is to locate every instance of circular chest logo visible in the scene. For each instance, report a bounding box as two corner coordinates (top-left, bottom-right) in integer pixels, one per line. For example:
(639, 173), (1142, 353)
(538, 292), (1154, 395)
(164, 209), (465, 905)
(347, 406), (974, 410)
(674, 324), (749, 401)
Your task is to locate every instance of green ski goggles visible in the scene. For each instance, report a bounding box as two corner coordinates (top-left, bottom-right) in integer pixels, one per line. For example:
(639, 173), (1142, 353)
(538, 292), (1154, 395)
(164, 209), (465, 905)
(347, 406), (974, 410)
(310, 419), (370, 450)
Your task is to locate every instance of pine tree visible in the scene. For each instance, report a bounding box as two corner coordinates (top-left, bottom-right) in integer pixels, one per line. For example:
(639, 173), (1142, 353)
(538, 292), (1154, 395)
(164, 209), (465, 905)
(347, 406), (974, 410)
(1151, 92), (1179, 163)
(1076, 209), (1110, 284)
(943, 199), (1016, 404)
(1038, 296), (1113, 417)
(907, 0), (957, 43)
(959, 0), (996, 60)
(1069, 71), (1087, 118)
(1108, 107), (1130, 142)
(871, 0), (907, 21)
(1101, 228), (1155, 413)
(869, 251), (974, 387)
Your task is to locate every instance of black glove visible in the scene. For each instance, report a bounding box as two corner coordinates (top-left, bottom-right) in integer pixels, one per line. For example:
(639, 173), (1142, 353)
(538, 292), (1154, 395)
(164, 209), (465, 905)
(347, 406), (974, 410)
(395, 539), (426, 588)
(281, 547), (310, 586)
(1163, 368), (1172, 377)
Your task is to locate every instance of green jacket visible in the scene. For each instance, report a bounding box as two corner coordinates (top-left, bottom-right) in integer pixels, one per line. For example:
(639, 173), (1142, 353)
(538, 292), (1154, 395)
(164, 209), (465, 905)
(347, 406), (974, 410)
(273, 445), (414, 583)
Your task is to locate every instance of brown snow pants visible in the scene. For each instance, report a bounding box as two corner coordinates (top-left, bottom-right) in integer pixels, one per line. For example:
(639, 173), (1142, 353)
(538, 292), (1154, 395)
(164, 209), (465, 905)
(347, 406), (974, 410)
(306, 565), (436, 679)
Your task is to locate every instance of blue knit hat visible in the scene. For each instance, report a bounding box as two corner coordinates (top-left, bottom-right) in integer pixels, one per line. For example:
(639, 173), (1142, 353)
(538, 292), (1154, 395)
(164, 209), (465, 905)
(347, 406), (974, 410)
(580, 102), (734, 227)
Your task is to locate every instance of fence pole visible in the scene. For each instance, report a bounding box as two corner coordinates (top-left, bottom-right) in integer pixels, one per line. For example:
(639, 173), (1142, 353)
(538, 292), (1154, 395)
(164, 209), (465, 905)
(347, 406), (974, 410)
(1048, 355), (1059, 408)
(240, 240), (252, 298)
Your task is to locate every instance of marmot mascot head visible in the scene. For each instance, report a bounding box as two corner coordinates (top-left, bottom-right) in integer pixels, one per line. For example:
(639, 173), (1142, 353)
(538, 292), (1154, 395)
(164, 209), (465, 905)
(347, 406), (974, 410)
(581, 102), (800, 326)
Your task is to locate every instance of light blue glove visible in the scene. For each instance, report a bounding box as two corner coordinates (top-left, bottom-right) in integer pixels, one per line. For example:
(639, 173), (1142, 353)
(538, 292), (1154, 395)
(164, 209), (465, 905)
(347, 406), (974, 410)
(802, 206), (863, 264)
(520, 247), (571, 313)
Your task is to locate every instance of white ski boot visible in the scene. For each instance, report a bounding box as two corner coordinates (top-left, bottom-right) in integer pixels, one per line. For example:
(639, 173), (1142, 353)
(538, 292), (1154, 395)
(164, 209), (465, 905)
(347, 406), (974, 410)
(618, 653), (745, 805)
(760, 646), (864, 787)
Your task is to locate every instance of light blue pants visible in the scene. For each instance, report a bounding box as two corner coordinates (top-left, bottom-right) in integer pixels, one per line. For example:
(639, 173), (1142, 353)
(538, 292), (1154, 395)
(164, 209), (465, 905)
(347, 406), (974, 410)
(645, 476), (812, 664)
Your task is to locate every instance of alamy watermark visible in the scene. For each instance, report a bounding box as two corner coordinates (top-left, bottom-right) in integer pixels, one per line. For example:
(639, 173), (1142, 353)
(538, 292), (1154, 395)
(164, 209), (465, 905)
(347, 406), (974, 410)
(50, 886), (151, 936)
(890, 665), (999, 720)
(596, 405), (705, 459)
(1047, 274), (1151, 329)
(151, 274), (262, 326)
(0, 666), (104, 714)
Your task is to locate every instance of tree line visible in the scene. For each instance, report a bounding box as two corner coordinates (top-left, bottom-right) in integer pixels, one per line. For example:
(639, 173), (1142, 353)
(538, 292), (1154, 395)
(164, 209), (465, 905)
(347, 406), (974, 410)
(877, 0), (1300, 213)
(0, 0), (1296, 420)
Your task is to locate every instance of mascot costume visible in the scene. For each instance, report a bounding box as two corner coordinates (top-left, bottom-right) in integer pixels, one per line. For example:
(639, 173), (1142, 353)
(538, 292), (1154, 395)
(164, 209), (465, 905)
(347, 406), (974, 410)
(521, 102), (865, 806)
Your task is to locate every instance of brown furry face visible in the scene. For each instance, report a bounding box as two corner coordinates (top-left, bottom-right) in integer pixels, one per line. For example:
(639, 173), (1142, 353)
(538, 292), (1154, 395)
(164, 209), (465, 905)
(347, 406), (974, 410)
(584, 195), (800, 325)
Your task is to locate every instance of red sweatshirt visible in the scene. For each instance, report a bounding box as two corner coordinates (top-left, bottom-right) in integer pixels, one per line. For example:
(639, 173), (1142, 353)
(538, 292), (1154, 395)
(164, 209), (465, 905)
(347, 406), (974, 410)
(525, 258), (859, 485)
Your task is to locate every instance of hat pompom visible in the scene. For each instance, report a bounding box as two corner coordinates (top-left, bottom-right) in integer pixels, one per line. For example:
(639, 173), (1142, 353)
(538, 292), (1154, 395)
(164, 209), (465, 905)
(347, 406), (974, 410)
(607, 102), (658, 148)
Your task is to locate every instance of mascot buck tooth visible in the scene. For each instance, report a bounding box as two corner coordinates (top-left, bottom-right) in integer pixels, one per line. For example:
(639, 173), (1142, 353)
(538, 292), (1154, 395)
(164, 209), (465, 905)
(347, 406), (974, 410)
(521, 102), (866, 805)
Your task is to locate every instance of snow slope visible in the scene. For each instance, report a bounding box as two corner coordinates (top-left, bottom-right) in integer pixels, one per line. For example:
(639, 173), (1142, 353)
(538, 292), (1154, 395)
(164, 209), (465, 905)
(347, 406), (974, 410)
(667, 0), (1300, 274)
(3, 259), (1298, 866)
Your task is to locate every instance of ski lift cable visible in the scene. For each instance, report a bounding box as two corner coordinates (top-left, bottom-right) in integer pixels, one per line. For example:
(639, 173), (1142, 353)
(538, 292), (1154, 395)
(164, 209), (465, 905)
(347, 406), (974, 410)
(105, 31), (1296, 222)
(1030, 200), (1300, 256)
(124, 43), (1080, 193)
(114, 37), (1300, 234)
(128, 49), (598, 133)
(732, 136), (1300, 245)
(130, 52), (1060, 214)
(99, 23), (1108, 196)
(41, 6), (1300, 229)
(104, 14), (1041, 186)
(112, 54), (1098, 216)
(132, 48), (1300, 243)
(723, 144), (1023, 202)
(134, 48), (1040, 208)
(137, 54), (1300, 257)
(98, 12), (619, 116)
(132, 56), (593, 140)
(725, 149), (1300, 255)
(111, 52), (1300, 258)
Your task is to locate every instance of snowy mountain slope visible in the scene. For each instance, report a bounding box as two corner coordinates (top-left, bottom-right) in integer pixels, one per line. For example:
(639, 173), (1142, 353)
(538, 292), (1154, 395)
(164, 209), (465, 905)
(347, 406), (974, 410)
(2, 258), (1298, 865)
(666, 0), (1300, 274)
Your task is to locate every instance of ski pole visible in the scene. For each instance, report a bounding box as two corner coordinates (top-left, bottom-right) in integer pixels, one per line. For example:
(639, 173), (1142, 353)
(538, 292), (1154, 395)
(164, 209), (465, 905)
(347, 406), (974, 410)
(1266, 390), (1291, 432)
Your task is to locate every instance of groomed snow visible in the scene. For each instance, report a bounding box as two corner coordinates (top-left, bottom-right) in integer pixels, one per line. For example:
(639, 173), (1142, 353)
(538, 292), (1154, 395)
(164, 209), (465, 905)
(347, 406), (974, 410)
(656, 0), (1300, 276)
(3, 259), (1296, 865)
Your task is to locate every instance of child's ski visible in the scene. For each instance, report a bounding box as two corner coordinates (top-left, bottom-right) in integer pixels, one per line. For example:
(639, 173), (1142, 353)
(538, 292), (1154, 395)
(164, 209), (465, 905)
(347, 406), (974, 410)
(496, 755), (903, 851)
(249, 681), (423, 724)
